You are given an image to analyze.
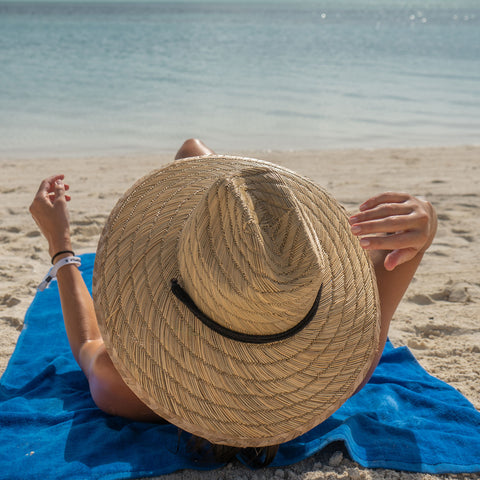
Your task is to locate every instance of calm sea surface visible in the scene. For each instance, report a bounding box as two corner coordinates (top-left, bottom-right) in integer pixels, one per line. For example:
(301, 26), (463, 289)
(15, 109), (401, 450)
(1, 0), (479, 157)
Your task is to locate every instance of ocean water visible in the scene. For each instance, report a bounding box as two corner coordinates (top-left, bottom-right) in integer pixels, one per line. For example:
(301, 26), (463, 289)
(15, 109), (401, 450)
(1, 0), (479, 157)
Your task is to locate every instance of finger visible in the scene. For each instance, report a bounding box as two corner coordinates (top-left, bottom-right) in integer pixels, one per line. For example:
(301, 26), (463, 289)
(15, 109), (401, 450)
(43, 174), (65, 195)
(54, 178), (66, 202)
(47, 183), (71, 202)
(359, 192), (411, 212)
(48, 175), (70, 193)
(33, 175), (64, 210)
(358, 231), (423, 251)
(384, 248), (418, 271)
(42, 175), (64, 201)
(349, 203), (412, 225)
(351, 212), (421, 236)
(47, 191), (66, 200)
(47, 184), (69, 194)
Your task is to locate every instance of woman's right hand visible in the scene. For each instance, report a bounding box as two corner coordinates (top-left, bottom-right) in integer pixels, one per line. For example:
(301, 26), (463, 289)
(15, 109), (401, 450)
(29, 174), (72, 258)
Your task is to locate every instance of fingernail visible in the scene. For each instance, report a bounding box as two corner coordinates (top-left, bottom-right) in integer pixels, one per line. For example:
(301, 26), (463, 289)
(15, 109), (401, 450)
(349, 216), (358, 225)
(351, 225), (361, 234)
(55, 179), (63, 186)
(360, 238), (370, 247)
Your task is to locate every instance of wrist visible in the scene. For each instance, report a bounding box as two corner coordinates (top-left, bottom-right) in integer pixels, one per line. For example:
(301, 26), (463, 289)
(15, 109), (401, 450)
(52, 250), (75, 265)
(48, 236), (72, 258)
(38, 255), (82, 291)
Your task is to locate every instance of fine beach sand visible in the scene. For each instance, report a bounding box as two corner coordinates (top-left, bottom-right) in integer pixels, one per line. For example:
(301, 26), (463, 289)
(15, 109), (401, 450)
(1, 145), (479, 480)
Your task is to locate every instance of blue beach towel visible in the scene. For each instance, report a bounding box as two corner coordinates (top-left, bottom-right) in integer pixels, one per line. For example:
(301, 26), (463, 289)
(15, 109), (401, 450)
(1, 253), (479, 479)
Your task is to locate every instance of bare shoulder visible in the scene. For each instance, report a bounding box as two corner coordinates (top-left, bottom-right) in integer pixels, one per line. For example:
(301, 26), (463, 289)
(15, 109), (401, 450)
(81, 341), (164, 423)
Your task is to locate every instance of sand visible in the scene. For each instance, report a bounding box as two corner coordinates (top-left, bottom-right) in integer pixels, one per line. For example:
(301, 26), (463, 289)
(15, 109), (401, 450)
(1, 145), (479, 480)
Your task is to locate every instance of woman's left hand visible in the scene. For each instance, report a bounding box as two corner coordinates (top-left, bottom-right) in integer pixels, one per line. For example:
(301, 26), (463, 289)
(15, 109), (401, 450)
(349, 192), (437, 271)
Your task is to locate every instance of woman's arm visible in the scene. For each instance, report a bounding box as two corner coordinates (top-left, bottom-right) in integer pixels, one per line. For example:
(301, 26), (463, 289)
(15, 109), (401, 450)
(30, 175), (160, 421)
(30, 175), (102, 367)
(349, 192), (438, 390)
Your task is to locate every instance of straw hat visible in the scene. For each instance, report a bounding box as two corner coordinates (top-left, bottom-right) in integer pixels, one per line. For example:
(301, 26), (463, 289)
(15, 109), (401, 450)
(92, 155), (380, 448)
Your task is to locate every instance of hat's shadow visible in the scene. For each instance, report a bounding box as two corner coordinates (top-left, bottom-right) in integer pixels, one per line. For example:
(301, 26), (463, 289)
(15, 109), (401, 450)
(55, 367), (225, 472)
(49, 370), (186, 471)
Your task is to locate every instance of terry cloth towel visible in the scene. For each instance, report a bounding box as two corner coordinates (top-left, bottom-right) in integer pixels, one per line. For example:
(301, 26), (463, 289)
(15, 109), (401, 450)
(1, 254), (480, 480)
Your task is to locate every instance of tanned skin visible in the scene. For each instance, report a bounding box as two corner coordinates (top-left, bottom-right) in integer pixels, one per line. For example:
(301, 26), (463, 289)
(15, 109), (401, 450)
(29, 138), (437, 421)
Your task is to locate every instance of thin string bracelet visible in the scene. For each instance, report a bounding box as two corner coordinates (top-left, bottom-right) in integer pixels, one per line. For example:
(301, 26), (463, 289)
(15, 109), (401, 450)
(38, 256), (82, 291)
(51, 250), (75, 264)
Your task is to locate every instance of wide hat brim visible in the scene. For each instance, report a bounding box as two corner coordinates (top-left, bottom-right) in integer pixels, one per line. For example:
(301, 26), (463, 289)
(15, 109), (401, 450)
(93, 156), (380, 447)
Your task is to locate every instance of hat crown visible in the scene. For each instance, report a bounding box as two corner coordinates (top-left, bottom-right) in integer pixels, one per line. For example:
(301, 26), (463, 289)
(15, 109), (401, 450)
(178, 166), (324, 336)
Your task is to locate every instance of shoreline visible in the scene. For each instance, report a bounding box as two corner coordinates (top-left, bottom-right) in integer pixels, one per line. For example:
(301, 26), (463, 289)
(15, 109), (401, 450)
(1, 144), (479, 480)
(2, 142), (479, 163)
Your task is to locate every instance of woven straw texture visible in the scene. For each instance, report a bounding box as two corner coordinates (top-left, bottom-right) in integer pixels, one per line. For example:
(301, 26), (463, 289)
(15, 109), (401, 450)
(93, 156), (380, 447)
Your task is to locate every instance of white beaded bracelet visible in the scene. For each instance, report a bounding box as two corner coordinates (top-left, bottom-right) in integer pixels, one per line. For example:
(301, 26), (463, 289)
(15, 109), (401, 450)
(38, 256), (82, 291)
